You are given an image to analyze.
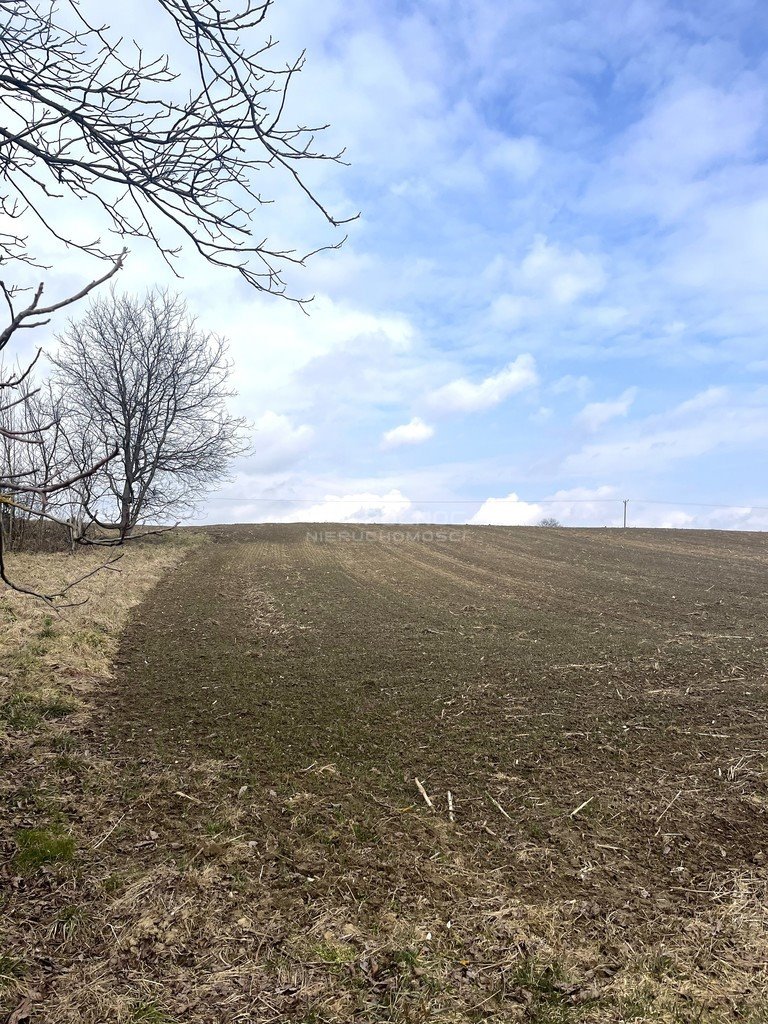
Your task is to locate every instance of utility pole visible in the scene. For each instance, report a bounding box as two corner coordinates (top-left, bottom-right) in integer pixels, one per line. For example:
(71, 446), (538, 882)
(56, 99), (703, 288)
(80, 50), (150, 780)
(623, 498), (629, 528)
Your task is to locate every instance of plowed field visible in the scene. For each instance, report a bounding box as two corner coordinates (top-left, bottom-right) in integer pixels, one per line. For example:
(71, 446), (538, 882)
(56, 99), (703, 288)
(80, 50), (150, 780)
(4, 525), (768, 1022)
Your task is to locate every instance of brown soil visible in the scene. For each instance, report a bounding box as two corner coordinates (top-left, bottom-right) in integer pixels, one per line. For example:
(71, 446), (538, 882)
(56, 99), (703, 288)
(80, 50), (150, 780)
(3, 525), (768, 1023)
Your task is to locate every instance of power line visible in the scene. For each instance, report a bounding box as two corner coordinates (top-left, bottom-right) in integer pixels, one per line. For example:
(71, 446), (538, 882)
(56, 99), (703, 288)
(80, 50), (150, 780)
(213, 497), (618, 503)
(633, 499), (768, 510)
(210, 496), (768, 510)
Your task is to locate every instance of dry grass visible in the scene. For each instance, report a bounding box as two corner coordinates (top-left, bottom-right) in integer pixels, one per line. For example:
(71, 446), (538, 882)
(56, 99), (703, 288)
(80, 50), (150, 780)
(0, 532), (203, 1020)
(0, 534), (201, 755)
(1, 533), (200, 698)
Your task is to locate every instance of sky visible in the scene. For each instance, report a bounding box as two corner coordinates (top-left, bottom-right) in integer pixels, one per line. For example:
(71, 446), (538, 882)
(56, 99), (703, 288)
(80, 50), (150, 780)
(11, 0), (768, 529)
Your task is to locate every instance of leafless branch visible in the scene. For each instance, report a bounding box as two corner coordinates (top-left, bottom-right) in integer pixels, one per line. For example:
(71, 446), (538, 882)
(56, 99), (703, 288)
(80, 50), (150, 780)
(0, 1), (354, 297)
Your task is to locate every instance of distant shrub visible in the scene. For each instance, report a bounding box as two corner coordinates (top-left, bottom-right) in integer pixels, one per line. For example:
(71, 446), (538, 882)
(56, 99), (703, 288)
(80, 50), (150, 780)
(537, 517), (562, 528)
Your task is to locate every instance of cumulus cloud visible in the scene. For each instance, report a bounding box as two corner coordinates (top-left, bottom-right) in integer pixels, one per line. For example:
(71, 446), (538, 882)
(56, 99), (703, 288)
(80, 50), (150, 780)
(381, 416), (434, 449)
(427, 354), (538, 413)
(693, 506), (768, 531)
(544, 486), (619, 523)
(469, 486), (620, 527)
(279, 489), (415, 524)
(576, 387), (638, 432)
(250, 411), (314, 472)
(469, 492), (544, 526)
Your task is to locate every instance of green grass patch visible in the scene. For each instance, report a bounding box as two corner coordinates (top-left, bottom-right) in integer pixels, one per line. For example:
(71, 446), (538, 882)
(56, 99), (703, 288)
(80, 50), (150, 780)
(645, 952), (680, 981)
(309, 940), (357, 965)
(0, 692), (77, 732)
(203, 819), (228, 836)
(0, 952), (26, 988)
(1, 694), (41, 731)
(102, 871), (127, 895)
(70, 627), (109, 652)
(14, 826), (75, 871)
(389, 948), (419, 971)
(54, 904), (88, 939)
(509, 958), (585, 1022)
(129, 1002), (177, 1024)
(38, 696), (77, 720)
(38, 615), (57, 639)
(50, 733), (79, 752)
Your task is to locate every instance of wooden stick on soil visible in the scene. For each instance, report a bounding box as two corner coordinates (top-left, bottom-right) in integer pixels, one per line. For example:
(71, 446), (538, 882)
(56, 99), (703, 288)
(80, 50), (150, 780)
(447, 790), (455, 823)
(415, 777), (434, 811)
(489, 795), (512, 821)
(569, 796), (594, 818)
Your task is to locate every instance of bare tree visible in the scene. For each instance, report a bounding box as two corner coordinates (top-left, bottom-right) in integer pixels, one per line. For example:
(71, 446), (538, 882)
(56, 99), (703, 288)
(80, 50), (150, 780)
(0, 1), (349, 598)
(0, 0), (352, 294)
(53, 289), (249, 541)
(0, 262), (124, 600)
(537, 517), (562, 528)
(0, 373), (66, 543)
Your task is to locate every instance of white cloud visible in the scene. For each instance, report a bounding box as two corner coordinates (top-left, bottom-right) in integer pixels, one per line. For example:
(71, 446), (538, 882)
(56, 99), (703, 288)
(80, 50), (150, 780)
(670, 386), (729, 417)
(467, 487), (766, 531)
(576, 387), (638, 432)
(469, 492), (544, 526)
(381, 416), (434, 449)
(427, 354), (538, 413)
(544, 485), (619, 524)
(564, 387), (768, 477)
(626, 504), (768, 531)
(633, 506), (696, 529)
(693, 505), (768, 531)
(531, 406), (553, 423)
(470, 485), (620, 527)
(488, 293), (531, 328)
(617, 84), (762, 193)
(550, 374), (591, 398)
(584, 81), (765, 228)
(665, 198), (768, 296)
(486, 135), (542, 179)
(521, 235), (605, 305)
(279, 488), (414, 523)
(250, 411), (314, 472)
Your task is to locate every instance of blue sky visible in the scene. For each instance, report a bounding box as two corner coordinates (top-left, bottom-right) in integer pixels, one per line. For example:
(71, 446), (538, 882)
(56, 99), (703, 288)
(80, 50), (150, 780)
(25, 0), (768, 527)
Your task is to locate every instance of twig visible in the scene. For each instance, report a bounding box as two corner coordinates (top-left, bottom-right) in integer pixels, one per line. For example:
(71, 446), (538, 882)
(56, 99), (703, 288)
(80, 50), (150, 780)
(656, 790), (682, 823)
(174, 790), (203, 805)
(489, 795), (512, 821)
(415, 778), (434, 811)
(569, 796), (594, 818)
(447, 790), (455, 823)
(92, 813), (126, 849)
